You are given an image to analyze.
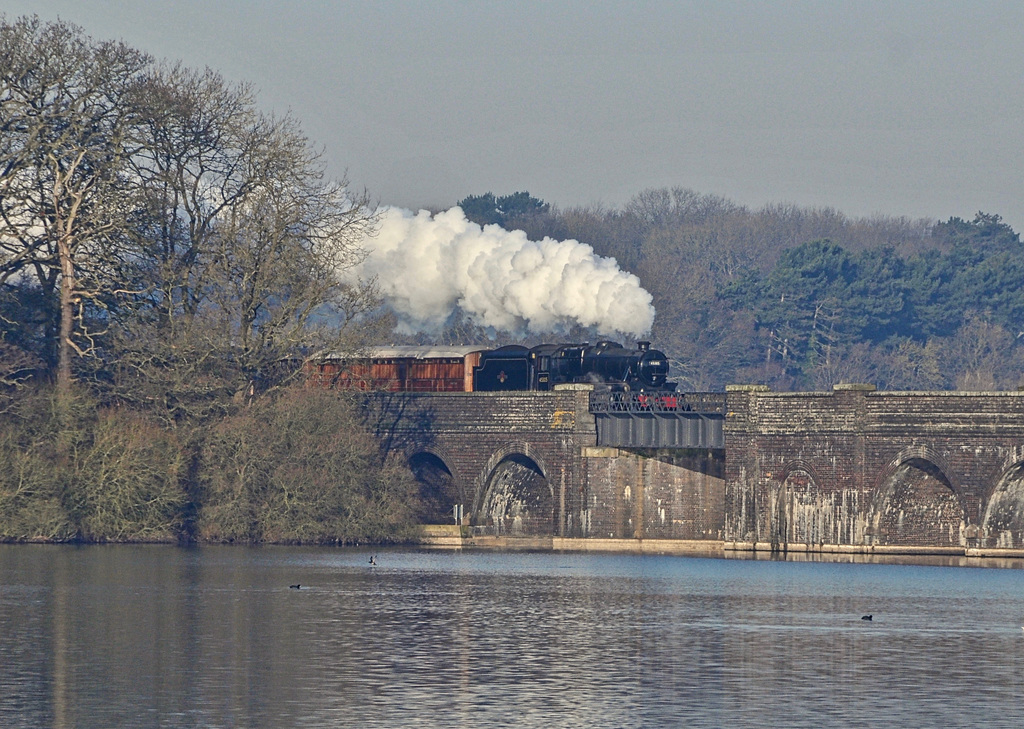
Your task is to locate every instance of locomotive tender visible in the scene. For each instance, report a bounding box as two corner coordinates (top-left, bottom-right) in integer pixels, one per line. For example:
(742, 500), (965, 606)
(309, 341), (674, 393)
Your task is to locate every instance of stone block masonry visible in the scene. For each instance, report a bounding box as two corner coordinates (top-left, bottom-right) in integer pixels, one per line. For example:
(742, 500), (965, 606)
(582, 448), (724, 540)
(366, 390), (597, 537)
(367, 385), (1024, 555)
(366, 390), (724, 541)
(724, 385), (1024, 553)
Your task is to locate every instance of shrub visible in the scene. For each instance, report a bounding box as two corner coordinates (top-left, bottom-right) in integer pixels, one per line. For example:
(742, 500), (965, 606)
(196, 387), (420, 544)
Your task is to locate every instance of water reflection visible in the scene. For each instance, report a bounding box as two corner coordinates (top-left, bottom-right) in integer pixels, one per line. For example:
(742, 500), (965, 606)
(2, 546), (1023, 728)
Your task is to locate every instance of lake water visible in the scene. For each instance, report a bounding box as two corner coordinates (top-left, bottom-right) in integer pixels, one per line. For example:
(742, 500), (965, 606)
(2, 545), (1024, 728)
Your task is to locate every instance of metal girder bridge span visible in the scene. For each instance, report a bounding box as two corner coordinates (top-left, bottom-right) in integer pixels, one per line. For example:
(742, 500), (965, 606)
(589, 391), (726, 449)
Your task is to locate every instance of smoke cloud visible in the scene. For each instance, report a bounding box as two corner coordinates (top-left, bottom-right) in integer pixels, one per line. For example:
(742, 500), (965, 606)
(356, 206), (654, 336)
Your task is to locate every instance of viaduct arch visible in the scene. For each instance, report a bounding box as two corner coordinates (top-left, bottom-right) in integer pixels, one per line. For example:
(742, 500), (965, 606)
(983, 457), (1024, 548)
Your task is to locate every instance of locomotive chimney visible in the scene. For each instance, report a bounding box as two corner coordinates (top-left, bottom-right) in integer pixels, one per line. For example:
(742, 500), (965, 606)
(638, 341), (650, 351)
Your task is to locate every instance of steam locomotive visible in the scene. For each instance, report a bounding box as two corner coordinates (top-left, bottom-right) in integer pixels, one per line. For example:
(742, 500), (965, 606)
(473, 340), (673, 392)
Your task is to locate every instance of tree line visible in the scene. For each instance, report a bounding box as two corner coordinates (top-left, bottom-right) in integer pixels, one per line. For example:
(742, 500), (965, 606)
(0, 16), (416, 543)
(456, 190), (1024, 392)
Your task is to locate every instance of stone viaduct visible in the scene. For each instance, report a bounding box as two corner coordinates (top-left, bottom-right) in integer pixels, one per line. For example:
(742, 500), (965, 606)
(725, 384), (1024, 554)
(365, 384), (1024, 555)
(365, 387), (724, 543)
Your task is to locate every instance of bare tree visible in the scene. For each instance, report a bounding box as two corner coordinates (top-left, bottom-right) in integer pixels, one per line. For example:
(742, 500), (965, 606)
(944, 315), (1015, 391)
(1, 16), (150, 394)
(2, 20), (383, 415)
(107, 64), (383, 420)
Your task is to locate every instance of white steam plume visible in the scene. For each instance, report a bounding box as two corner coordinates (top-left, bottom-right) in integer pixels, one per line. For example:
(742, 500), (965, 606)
(356, 206), (654, 336)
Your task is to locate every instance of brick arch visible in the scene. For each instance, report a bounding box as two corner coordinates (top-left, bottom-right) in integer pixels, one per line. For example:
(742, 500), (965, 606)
(991, 447), (1024, 495)
(768, 460), (841, 549)
(871, 446), (962, 499)
(403, 443), (471, 523)
(474, 441), (550, 506)
(981, 455), (1024, 548)
(775, 459), (823, 488)
(998, 445), (1024, 466)
(868, 446), (967, 547)
(474, 442), (554, 536)
(402, 441), (466, 490)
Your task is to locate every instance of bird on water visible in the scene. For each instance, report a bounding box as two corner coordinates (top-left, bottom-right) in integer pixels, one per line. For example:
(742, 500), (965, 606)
(369, 555), (377, 566)
(861, 615), (872, 621)
(289, 584), (300, 589)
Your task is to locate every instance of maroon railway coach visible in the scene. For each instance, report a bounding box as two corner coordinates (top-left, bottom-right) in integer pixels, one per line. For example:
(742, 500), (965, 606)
(306, 346), (484, 392)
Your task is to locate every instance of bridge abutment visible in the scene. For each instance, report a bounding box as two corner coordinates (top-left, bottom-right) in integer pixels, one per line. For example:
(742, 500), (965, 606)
(582, 447), (724, 540)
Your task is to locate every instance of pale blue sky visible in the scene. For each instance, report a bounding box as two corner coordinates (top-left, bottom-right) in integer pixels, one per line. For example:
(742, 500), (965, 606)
(4, 1), (1023, 230)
